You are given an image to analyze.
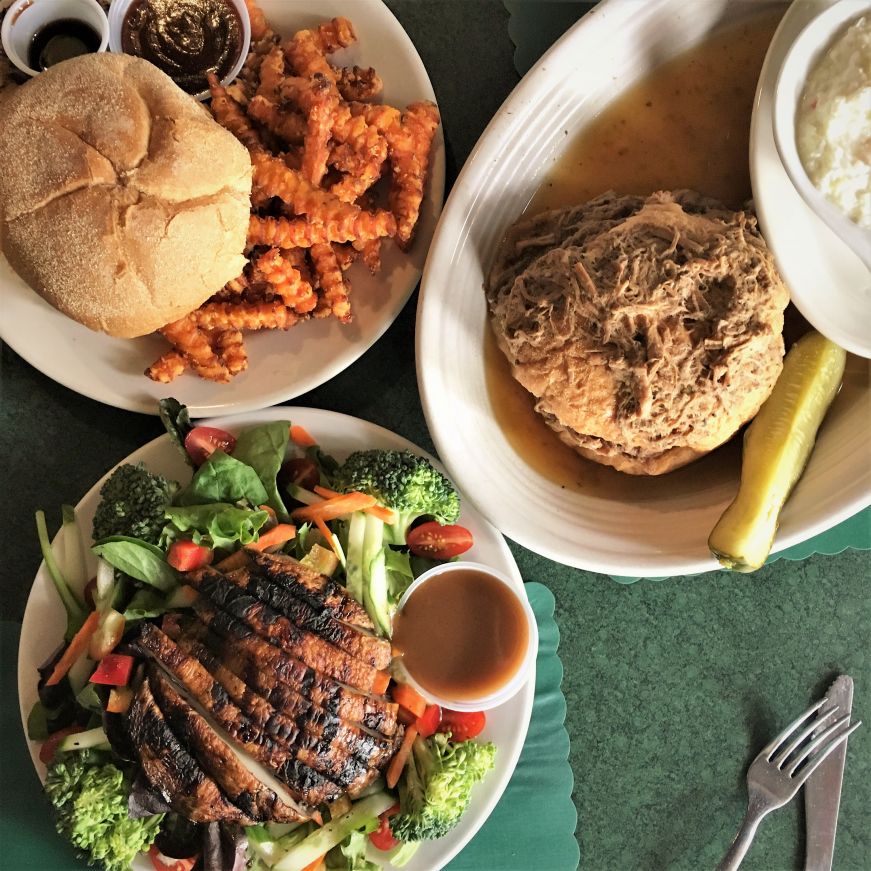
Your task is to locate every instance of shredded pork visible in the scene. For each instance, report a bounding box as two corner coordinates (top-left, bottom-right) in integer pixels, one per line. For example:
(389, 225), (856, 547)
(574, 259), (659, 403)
(486, 191), (790, 475)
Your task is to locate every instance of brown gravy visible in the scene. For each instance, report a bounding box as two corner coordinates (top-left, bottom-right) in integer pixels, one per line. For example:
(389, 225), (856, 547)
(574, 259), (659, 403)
(485, 12), (783, 498)
(392, 569), (529, 701)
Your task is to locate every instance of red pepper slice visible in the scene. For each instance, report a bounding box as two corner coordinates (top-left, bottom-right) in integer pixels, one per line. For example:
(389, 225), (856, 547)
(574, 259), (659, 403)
(167, 540), (213, 572)
(89, 653), (135, 686)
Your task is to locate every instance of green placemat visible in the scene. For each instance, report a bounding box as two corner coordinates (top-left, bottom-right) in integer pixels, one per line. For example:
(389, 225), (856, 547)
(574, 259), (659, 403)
(0, 583), (578, 871)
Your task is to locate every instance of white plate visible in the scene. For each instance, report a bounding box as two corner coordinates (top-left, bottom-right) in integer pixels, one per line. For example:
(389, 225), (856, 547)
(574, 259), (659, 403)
(752, 0), (871, 358)
(17, 408), (533, 871)
(0, 0), (445, 417)
(416, 0), (871, 577)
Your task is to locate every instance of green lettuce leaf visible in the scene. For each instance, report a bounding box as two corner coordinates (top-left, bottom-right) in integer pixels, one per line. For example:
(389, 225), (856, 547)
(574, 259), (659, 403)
(164, 503), (270, 551)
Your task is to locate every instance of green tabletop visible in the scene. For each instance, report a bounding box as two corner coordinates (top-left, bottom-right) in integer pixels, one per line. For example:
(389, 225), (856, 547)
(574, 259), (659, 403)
(1, 2), (869, 870)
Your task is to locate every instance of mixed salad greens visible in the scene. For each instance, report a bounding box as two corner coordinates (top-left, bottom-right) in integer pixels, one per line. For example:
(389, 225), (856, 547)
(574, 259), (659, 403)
(28, 400), (497, 871)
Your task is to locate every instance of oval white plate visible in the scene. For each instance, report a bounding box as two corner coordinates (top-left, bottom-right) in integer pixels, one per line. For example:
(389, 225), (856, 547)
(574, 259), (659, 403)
(416, 0), (871, 577)
(17, 408), (532, 871)
(752, 0), (871, 358)
(0, 0), (445, 417)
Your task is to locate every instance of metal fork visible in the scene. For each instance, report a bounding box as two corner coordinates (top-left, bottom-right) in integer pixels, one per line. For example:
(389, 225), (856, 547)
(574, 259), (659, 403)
(717, 697), (862, 871)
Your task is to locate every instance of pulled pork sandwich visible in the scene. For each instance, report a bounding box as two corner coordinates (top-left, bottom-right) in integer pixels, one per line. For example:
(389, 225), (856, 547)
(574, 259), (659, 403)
(0, 52), (252, 338)
(486, 190), (790, 475)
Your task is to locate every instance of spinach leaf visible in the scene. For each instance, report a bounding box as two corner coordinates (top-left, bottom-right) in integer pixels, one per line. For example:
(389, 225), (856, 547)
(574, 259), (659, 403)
(158, 398), (194, 468)
(75, 683), (104, 714)
(92, 536), (177, 592)
(165, 504), (269, 551)
(176, 450), (269, 507)
(233, 421), (291, 518)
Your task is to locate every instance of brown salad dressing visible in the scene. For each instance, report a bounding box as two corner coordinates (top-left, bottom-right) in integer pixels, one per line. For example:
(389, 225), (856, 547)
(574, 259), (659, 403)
(485, 12), (787, 498)
(121, 0), (242, 95)
(392, 569), (529, 702)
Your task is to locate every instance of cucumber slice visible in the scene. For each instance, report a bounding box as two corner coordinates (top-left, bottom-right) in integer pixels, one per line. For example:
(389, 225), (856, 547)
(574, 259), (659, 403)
(708, 331), (847, 572)
(272, 793), (394, 871)
(56, 726), (110, 754)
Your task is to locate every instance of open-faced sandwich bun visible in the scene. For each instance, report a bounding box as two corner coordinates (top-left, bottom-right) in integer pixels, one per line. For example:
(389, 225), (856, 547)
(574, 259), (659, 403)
(0, 53), (252, 338)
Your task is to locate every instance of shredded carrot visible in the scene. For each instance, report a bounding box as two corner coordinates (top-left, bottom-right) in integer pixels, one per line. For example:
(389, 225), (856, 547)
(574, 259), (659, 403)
(250, 523), (297, 552)
(372, 669), (391, 696)
(314, 515), (341, 559)
(386, 724), (418, 789)
(300, 856), (326, 871)
(391, 682), (427, 718)
(46, 610), (100, 686)
(313, 486), (396, 523)
(290, 424), (318, 448)
(291, 491), (377, 522)
(397, 706), (416, 727)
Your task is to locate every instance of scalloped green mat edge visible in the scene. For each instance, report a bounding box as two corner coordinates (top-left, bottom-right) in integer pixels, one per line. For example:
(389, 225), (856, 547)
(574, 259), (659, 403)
(448, 582), (579, 870)
(1, 583), (579, 871)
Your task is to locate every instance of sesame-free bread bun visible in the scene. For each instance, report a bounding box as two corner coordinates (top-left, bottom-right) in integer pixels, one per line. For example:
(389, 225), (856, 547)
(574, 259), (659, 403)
(0, 53), (252, 338)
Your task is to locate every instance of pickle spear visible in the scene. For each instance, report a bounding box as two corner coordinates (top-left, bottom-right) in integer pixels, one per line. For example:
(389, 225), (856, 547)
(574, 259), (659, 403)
(708, 330), (847, 572)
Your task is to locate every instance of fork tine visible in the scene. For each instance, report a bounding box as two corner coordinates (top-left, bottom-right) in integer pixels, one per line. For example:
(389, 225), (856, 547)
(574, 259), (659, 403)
(772, 705), (839, 767)
(761, 698), (827, 759)
(787, 717), (860, 778)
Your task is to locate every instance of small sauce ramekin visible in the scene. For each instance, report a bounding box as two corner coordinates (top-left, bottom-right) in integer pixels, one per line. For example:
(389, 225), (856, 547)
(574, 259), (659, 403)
(107, 0), (251, 102)
(392, 561), (538, 712)
(1, 0), (109, 78)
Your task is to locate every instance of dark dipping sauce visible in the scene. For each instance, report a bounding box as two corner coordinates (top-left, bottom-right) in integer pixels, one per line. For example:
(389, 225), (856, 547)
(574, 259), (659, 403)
(392, 569), (530, 702)
(29, 19), (101, 71)
(121, 0), (242, 95)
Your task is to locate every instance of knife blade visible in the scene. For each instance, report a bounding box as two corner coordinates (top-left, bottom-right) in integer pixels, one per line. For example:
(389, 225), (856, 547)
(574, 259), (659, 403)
(804, 675), (854, 871)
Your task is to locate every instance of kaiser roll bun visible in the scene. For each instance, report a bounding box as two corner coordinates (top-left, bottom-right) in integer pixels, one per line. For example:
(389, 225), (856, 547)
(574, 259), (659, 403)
(0, 53), (252, 338)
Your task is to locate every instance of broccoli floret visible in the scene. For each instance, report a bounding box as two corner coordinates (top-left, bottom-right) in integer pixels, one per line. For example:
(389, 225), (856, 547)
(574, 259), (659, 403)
(91, 463), (179, 545)
(45, 755), (163, 871)
(391, 734), (496, 842)
(330, 450), (460, 543)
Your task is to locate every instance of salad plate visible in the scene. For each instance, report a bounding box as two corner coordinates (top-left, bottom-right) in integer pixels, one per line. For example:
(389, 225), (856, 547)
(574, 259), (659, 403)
(17, 407), (533, 871)
(0, 0), (445, 417)
(416, 0), (871, 577)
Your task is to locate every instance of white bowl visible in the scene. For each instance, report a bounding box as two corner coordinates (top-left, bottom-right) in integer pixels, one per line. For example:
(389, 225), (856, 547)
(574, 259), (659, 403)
(1, 0), (109, 77)
(107, 0), (251, 101)
(394, 561), (538, 712)
(772, 0), (871, 274)
(417, 0), (871, 577)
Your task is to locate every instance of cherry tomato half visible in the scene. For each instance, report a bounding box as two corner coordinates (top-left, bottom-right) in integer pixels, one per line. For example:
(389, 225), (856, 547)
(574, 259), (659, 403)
(278, 457), (321, 493)
(406, 522), (474, 559)
(368, 803), (401, 851)
(39, 725), (84, 765)
(437, 709), (486, 742)
(148, 844), (198, 871)
(184, 426), (236, 466)
(167, 540), (213, 572)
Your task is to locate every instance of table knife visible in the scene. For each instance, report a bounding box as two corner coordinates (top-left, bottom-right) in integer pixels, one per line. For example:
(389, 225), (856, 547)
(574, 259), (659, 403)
(805, 675), (854, 871)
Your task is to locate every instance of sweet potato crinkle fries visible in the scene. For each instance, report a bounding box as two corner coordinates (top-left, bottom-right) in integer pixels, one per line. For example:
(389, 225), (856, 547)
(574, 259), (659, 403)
(146, 7), (440, 383)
